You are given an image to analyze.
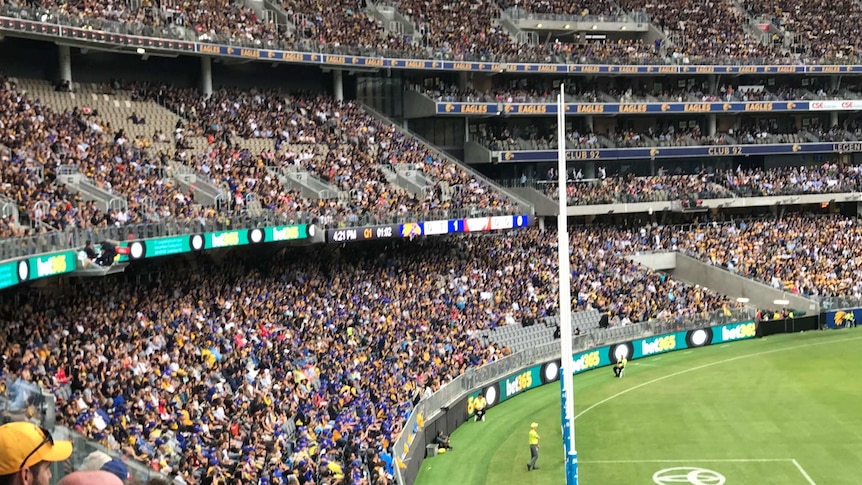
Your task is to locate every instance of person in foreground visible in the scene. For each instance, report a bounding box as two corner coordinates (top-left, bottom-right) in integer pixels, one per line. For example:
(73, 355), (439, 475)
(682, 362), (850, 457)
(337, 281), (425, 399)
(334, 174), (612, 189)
(0, 422), (73, 485)
(435, 430), (453, 451)
(57, 471), (123, 485)
(614, 356), (628, 378)
(527, 422), (540, 471)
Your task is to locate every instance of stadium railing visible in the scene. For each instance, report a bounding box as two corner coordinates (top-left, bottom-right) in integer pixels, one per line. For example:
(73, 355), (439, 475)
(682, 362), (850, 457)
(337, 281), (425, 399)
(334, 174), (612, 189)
(503, 8), (650, 24)
(358, 103), (535, 216)
(0, 205), (520, 264)
(816, 296), (862, 311)
(393, 307), (753, 485)
(0, 211), (307, 262)
(48, 425), (169, 482)
(1, 377), (45, 420)
(0, 308), (749, 482)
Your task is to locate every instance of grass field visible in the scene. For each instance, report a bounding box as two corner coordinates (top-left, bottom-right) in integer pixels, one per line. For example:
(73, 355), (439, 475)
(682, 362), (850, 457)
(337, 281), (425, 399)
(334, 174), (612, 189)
(414, 328), (862, 485)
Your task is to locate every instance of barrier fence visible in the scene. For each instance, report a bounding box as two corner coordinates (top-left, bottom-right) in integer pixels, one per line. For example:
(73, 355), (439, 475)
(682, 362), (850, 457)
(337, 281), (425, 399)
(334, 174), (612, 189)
(0, 206), (521, 264)
(393, 308), (753, 485)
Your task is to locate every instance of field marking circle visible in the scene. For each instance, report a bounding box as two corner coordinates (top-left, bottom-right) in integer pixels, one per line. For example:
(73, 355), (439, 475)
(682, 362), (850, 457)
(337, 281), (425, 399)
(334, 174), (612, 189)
(653, 467), (726, 485)
(575, 335), (862, 422)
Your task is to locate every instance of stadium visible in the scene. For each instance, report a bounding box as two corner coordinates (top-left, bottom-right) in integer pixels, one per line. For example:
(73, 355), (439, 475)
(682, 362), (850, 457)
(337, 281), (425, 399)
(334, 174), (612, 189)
(0, 0), (861, 484)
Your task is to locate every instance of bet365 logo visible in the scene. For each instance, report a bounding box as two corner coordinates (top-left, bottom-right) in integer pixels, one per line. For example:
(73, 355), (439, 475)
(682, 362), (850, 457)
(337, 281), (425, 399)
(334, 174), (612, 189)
(504, 371), (533, 398)
(641, 335), (676, 356)
(721, 322), (756, 341)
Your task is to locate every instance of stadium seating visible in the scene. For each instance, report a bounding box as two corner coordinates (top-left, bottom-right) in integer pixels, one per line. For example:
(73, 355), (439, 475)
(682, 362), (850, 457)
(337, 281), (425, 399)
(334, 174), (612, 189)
(9, 0), (862, 62)
(675, 215), (862, 300)
(0, 226), (738, 483)
(738, 0), (862, 59)
(540, 165), (862, 205)
(480, 310), (602, 352)
(3, 1), (862, 484)
(1, 75), (520, 238)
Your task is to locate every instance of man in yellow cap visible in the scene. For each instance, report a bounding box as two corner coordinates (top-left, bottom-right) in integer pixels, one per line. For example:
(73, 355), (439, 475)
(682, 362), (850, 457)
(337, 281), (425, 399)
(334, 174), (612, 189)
(527, 422), (540, 471)
(474, 394), (487, 422)
(0, 421), (73, 485)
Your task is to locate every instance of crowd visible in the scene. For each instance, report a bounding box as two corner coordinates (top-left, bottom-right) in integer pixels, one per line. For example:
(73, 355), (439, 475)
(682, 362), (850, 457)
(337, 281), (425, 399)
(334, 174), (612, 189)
(475, 117), (856, 154)
(0, 74), (127, 231)
(543, 163), (862, 205)
(477, 127), (603, 152)
(673, 215), (862, 299)
(720, 164), (862, 196)
(10, 0), (862, 63)
(416, 78), (858, 106)
(543, 172), (733, 205)
(613, 0), (781, 62)
(740, 0), (862, 60)
(0, 74), (517, 239)
(0, 74), (236, 232)
(128, 83), (518, 220)
(416, 78), (611, 104)
(278, 0), (414, 53)
(0, 226), (735, 484)
(498, 0), (621, 17)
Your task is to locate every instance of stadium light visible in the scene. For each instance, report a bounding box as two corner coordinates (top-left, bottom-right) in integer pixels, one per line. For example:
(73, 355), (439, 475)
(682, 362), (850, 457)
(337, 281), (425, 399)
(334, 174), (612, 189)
(773, 299), (790, 306)
(736, 297), (750, 304)
(557, 84), (579, 485)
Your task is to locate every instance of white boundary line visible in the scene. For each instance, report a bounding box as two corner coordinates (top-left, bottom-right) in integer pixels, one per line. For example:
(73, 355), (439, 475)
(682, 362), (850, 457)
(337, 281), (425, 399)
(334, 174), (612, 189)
(580, 459), (792, 463)
(574, 335), (862, 422)
(582, 458), (817, 484)
(792, 459), (817, 485)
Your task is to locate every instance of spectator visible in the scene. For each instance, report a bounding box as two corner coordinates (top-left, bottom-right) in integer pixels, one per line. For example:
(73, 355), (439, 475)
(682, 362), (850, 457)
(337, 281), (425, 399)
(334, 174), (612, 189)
(434, 431), (452, 450)
(0, 226), (734, 484)
(56, 471), (123, 485)
(0, 421), (73, 485)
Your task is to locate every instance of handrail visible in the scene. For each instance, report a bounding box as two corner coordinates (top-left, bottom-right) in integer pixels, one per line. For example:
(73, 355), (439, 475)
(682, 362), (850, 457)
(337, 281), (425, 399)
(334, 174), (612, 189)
(503, 7), (648, 24)
(0, 205), (528, 263)
(359, 103), (535, 214)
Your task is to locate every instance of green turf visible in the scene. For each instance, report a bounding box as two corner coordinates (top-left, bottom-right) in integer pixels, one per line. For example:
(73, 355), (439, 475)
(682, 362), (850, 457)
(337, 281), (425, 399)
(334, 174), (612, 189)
(414, 328), (862, 485)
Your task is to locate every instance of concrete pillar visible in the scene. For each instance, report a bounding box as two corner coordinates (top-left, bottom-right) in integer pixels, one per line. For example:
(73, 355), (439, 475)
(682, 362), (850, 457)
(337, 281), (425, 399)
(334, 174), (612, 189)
(708, 114), (717, 136)
(457, 72), (469, 91)
(830, 75), (840, 92)
(708, 74), (717, 94)
(464, 118), (470, 142)
(830, 111), (839, 128)
(333, 70), (344, 101)
(584, 115), (594, 132)
(58, 44), (72, 84)
(200, 56), (213, 97)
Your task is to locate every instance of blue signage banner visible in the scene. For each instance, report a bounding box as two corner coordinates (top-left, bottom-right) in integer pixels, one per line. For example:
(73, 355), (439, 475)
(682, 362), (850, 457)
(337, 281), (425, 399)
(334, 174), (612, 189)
(498, 142), (862, 162)
(437, 100), (817, 115)
(824, 308), (862, 329)
(326, 214), (532, 243)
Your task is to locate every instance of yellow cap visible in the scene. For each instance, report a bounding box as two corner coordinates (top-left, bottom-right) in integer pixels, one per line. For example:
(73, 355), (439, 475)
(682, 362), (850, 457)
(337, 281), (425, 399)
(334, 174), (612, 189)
(0, 422), (73, 474)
